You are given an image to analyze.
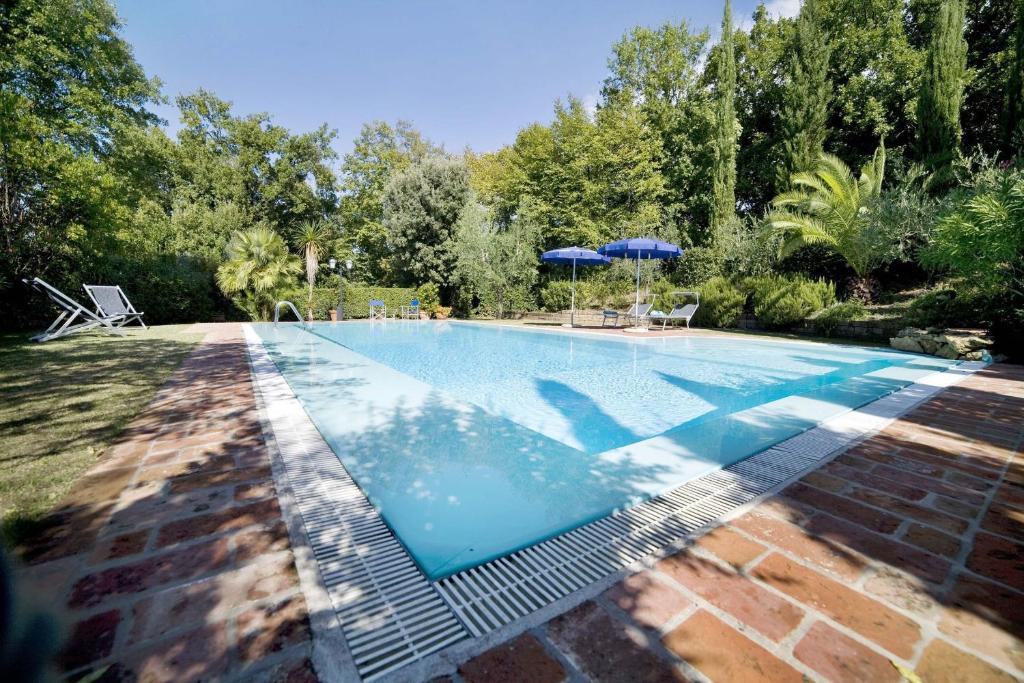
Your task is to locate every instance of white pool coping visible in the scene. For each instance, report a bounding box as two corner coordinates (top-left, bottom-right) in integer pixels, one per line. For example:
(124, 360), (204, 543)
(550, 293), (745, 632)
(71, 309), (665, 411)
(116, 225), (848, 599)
(243, 322), (983, 682)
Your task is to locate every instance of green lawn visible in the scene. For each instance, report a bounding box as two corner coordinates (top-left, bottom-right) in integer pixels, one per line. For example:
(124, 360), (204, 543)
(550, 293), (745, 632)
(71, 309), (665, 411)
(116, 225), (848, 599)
(0, 325), (203, 545)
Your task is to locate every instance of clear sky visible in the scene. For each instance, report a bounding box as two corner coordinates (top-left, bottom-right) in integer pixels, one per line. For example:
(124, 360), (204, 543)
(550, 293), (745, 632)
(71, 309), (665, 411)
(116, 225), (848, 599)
(113, 0), (798, 160)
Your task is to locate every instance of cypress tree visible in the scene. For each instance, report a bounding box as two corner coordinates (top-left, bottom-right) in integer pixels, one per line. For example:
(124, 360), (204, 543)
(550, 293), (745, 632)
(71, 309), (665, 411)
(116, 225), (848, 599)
(780, 0), (832, 182)
(711, 0), (737, 232)
(1005, 0), (1024, 155)
(916, 0), (968, 162)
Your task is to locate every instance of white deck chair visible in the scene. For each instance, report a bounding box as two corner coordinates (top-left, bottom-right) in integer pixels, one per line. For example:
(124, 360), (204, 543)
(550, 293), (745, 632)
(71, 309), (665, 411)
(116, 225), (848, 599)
(369, 299), (387, 320)
(651, 291), (699, 329)
(83, 284), (146, 329)
(400, 299), (421, 320)
(601, 298), (656, 328)
(23, 278), (125, 342)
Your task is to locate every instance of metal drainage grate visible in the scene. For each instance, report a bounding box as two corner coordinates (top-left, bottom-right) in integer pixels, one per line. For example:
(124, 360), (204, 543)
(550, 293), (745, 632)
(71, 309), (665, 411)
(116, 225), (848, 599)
(246, 330), (468, 681)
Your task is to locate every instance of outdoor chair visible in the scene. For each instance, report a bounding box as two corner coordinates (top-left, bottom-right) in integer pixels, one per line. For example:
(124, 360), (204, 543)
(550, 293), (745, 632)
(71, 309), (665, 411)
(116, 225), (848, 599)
(83, 284), (146, 329)
(400, 299), (421, 320)
(602, 299), (655, 327)
(369, 299), (387, 320)
(650, 292), (699, 329)
(22, 278), (126, 342)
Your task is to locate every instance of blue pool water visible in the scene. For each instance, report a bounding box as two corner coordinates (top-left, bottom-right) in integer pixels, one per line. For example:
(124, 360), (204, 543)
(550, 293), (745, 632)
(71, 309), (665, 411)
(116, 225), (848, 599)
(251, 321), (955, 579)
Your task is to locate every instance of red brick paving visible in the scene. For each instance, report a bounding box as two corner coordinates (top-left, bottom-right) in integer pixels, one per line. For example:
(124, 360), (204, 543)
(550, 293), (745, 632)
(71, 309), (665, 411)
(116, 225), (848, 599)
(463, 363), (1024, 682)
(13, 324), (313, 682)
(15, 321), (1024, 682)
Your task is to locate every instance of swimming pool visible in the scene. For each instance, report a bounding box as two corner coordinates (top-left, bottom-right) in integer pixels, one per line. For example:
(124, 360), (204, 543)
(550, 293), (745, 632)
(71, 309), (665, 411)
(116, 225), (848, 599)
(251, 321), (955, 579)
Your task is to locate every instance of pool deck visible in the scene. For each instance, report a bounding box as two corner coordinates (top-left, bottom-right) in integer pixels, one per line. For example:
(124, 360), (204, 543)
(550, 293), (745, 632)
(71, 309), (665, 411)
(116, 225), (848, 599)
(15, 322), (1023, 682)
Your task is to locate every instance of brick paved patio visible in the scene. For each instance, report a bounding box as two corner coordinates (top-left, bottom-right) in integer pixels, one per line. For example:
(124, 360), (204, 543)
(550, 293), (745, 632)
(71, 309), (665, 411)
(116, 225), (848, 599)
(14, 323), (1023, 682)
(455, 363), (1024, 683)
(14, 324), (315, 682)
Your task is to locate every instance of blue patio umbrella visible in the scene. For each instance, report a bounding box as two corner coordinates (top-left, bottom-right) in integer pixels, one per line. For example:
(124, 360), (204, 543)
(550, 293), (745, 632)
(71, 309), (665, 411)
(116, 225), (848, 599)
(598, 237), (684, 331)
(541, 246), (610, 327)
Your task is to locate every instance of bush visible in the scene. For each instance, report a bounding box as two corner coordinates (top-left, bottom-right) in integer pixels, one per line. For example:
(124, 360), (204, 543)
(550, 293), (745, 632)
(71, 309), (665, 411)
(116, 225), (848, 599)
(810, 300), (867, 337)
(694, 276), (745, 328)
(675, 246), (724, 287)
(905, 287), (987, 329)
(540, 281), (574, 312)
(311, 283), (417, 319)
(415, 282), (441, 313)
(93, 254), (222, 324)
(747, 274), (835, 329)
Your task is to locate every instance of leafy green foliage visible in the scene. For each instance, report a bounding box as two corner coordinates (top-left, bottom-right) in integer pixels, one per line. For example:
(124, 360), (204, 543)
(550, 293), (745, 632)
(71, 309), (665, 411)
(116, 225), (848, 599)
(916, 0), (968, 163)
(339, 283), (417, 319)
(540, 281), (574, 312)
(694, 277), (745, 328)
(292, 220), (335, 318)
(415, 282), (441, 314)
(675, 246), (724, 287)
(216, 227), (301, 320)
(905, 287), (986, 328)
(765, 146), (887, 279)
(747, 274), (836, 328)
(1005, 0), (1024, 154)
(711, 0), (737, 231)
(384, 157), (470, 290)
(780, 0), (832, 179)
(811, 299), (867, 336)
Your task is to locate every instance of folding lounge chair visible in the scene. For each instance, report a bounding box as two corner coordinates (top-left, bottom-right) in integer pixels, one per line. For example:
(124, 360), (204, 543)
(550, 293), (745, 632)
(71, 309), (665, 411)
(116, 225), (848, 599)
(649, 291), (699, 329)
(602, 300), (655, 327)
(84, 284), (146, 329)
(369, 299), (387, 320)
(22, 278), (125, 342)
(400, 299), (421, 320)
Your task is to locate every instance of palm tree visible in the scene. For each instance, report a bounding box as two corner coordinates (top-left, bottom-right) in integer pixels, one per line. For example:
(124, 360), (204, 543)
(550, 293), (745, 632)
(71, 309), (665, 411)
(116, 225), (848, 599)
(763, 144), (886, 300)
(292, 220), (333, 320)
(216, 225), (301, 320)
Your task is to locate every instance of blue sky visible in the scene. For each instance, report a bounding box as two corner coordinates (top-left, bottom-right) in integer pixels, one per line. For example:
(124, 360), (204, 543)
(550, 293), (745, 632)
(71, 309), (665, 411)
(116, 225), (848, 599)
(113, 0), (798, 159)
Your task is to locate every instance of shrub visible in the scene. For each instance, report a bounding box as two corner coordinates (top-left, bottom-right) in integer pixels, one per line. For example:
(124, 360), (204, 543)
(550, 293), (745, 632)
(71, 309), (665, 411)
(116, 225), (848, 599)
(540, 281), (574, 312)
(810, 300), (867, 337)
(747, 274), (836, 329)
(905, 287), (987, 329)
(675, 246), (724, 287)
(694, 277), (745, 328)
(341, 283), (417, 319)
(415, 282), (441, 313)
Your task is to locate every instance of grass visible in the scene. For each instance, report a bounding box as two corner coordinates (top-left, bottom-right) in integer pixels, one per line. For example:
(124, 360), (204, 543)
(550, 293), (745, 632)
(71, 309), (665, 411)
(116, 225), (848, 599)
(0, 325), (203, 545)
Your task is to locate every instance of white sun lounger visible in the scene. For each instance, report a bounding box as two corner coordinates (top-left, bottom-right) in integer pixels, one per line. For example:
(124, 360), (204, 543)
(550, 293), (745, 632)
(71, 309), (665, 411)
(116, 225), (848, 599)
(650, 292), (700, 329)
(23, 278), (126, 342)
(83, 284), (146, 329)
(602, 300), (655, 327)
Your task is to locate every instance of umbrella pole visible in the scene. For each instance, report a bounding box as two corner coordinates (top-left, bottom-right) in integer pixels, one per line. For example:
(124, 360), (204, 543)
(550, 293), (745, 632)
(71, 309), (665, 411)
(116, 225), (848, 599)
(634, 250), (641, 325)
(570, 258), (577, 327)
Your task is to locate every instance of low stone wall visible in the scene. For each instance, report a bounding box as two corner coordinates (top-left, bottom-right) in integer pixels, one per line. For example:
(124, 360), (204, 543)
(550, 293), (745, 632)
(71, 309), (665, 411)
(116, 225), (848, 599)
(737, 314), (903, 341)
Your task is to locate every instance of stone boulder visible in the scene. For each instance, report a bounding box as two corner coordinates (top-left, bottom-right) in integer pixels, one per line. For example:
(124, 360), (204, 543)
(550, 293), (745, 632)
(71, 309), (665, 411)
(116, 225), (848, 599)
(889, 327), (993, 361)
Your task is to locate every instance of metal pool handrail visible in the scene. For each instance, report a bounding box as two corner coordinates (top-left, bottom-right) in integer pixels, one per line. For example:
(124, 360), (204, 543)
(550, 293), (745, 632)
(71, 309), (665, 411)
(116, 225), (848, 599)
(273, 300), (305, 325)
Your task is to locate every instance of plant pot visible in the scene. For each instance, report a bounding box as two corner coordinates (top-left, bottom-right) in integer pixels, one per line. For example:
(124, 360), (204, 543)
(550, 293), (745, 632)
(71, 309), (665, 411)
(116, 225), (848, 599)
(329, 310), (338, 322)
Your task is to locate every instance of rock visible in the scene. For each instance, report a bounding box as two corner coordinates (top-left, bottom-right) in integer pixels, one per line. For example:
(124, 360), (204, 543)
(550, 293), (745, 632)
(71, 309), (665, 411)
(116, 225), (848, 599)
(890, 326), (994, 361)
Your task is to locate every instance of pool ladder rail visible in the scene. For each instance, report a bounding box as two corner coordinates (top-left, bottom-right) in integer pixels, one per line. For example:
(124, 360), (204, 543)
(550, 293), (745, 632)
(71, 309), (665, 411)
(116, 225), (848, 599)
(273, 300), (308, 328)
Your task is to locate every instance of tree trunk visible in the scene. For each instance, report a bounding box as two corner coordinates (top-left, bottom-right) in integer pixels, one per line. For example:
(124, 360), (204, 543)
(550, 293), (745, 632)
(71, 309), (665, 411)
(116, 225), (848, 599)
(845, 276), (880, 303)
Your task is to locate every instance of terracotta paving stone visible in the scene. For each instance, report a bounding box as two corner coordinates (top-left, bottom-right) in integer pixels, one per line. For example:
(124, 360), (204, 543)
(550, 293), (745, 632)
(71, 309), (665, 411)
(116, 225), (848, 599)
(59, 609), (121, 671)
(931, 493), (982, 520)
(981, 503), (1024, 542)
(458, 633), (567, 683)
(166, 464), (272, 494)
(123, 622), (231, 682)
(730, 509), (867, 581)
(916, 639), (1020, 683)
(967, 532), (1024, 588)
(822, 460), (930, 501)
(862, 567), (941, 616)
(662, 610), (804, 683)
(845, 485), (969, 535)
(752, 553), (921, 658)
(799, 470), (848, 493)
(603, 571), (693, 631)
(237, 595), (312, 663)
(804, 513), (951, 584)
(902, 522), (962, 557)
(691, 525), (766, 568)
(781, 482), (902, 534)
(939, 574), (1024, 671)
(871, 464), (989, 505)
(154, 497), (280, 547)
(87, 529), (150, 564)
(546, 601), (687, 682)
(657, 553), (804, 643)
(793, 621), (901, 683)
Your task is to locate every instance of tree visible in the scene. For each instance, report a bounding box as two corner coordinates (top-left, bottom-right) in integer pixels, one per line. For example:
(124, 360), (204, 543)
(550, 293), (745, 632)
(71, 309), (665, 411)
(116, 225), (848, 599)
(711, 0), (738, 232)
(780, 0), (832, 181)
(0, 0), (158, 313)
(1005, 0), (1024, 154)
(603, 21), (714, 241)
(764, 144), (888, 299)
(383, 157), (470, 293)
(292, 220), (334, 320)
(216, 226), (301, 320)
(917, 0), (968, 163)
(338, 121), (439, 283)
(454, 197), (541, 318)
